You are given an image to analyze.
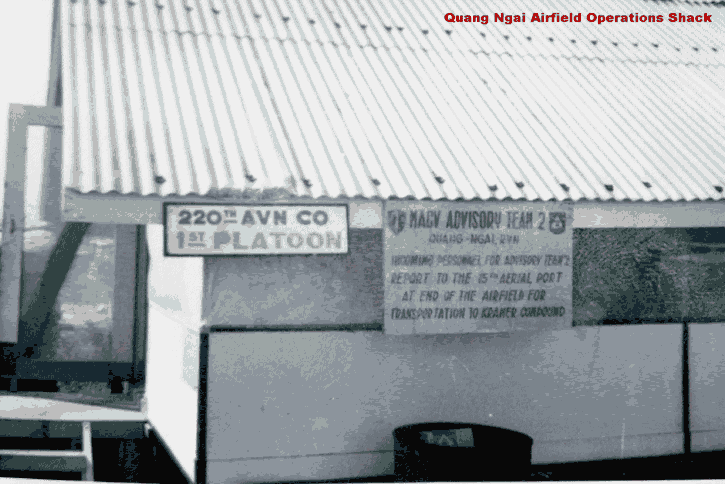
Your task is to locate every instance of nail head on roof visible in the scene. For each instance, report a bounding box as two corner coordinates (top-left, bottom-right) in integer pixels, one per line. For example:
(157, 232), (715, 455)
(385, 26), (392, 31)
(633, 43), (639, 47)
(643, 181), (652, 188)
(560, 183), (570, 192)
(303, 179), (312, 188)
(488, 185), (498, 191)
(605, 184), (614, 192)
(371, 178), (381, 186)
(360, 24), (367, 29)
(526, 36), (531, 41)
(515, 181), (524, 188)
(422, 29), (429, 34)
(652, 43), (659, 48)
(185, 5), (193, 12)
(127, 0), (136, 5)
(612, 42), (618, 46)
(245, 174), (256, 183)
(154, 175), (166, 184)
(283, 16), (290, 22)
(591, 40), (597, 45)
(480, 32), (486, 37)
(504, 35), (509, 40)
(548, 37), (554, 42)
(715, 186), (724, 193)
(693, 47), (699, 51)
(308, 19), (315, 24)
(397, 26), (404, 31)
(335, 22), (341, 28)
(445, 29), (452, 35)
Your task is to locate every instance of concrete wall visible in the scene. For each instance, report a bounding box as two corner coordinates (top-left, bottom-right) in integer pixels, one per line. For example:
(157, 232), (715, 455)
(146, 224), (204, 483)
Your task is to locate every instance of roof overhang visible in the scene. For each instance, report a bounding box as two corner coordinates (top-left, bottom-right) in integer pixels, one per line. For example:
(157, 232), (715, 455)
(62, 189), (725, 229)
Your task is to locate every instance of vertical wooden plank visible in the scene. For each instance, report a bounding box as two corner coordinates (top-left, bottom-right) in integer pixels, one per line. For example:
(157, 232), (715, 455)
(82, 421), (94, 481)
(132, 224), (149, 385)
(40, 127), (64, 224)
(1, 105), (28, 343)
(40, 0), (64, 224)
(111, 224), (137, 364)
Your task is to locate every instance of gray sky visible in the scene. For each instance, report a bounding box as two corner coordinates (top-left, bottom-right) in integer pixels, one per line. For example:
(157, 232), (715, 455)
(0, 0), (55, 229)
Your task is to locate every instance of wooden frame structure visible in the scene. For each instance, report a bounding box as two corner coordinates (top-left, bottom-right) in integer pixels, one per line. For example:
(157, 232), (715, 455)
(1, 105), (63, 345)
(0, 395), (146, 481)
(0, 103), (147, 390)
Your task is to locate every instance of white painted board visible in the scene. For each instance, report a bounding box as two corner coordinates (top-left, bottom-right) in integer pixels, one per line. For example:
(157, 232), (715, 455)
(384, 201), (574, 334)
(164, 204), (348, 256)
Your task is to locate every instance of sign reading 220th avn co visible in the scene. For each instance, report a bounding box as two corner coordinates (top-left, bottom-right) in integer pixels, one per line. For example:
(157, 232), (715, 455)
(384, 201), (573, 335)
(164, 204), (348, 256)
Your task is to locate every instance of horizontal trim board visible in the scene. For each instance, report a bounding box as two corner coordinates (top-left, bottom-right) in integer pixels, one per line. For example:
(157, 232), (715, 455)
(0, 452), (86, 472)
(0, 396), (144, 422)
(15, 362), (134, 381)
(63, 191), (725, 228)
(8, 104), (62, 128)
(0, 421), (145, 439)
(207, 323), (383, 333)
(204, 432), (706, 483)
(2, 481), (153, 484)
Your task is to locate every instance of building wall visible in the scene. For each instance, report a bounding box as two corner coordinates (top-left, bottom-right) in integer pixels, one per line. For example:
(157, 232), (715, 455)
(203, 230), (383, 328)
(205, 327), (684, 484)
(146, 224), (203, 483)
(202, 227), (725, 482)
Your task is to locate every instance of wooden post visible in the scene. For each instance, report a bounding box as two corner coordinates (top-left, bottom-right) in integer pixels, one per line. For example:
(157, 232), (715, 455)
(0, 106), (29, 344)
(82, 421), (94, 481)
(112, 225), (138, 367)
(132, 225), (149, 386)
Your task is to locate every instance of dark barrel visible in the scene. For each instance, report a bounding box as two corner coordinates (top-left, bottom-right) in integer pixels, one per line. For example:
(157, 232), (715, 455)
(393, 422), (533, 482)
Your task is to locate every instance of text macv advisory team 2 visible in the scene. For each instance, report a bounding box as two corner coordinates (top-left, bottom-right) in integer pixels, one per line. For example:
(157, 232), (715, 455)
(444, 12), (713, 24)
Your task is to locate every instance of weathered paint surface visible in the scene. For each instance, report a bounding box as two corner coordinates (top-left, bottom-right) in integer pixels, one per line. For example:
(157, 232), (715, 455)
(203, 229), (383, 327)
(205, 326), (684, 483)
(145, 224), (204, 483)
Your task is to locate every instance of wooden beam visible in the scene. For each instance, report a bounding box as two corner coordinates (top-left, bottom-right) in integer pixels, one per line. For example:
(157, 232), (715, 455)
(18, 222), (90, 351)
(40, 0), (63, 224)
(23, 105), (62, 128)
(0, 449), (86, 472)
(63, 191), (725, 228)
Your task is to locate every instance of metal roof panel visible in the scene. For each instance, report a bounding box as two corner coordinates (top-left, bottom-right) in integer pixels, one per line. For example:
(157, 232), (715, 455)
(61, 0), (725, 202)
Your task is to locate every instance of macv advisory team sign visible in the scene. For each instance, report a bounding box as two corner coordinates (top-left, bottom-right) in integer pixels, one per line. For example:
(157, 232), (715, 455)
(384, 201), (573, 335)
(164, 204), (348, 256)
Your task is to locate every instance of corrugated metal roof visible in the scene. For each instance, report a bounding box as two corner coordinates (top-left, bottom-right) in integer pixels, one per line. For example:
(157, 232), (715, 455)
(61, 0), (725, 202)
